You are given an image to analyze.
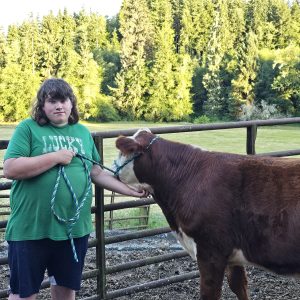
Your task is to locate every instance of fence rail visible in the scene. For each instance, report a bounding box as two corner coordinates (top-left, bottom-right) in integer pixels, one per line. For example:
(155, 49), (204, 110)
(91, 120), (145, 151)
(1, 117), (300, 299)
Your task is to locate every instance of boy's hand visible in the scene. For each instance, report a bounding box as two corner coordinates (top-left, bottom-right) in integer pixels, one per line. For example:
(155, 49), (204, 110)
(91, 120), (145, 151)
(54, 149), (75, 165)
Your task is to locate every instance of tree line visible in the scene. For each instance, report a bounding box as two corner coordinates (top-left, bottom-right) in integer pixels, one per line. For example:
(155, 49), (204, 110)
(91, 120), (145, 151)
(0, 0), (299, 123)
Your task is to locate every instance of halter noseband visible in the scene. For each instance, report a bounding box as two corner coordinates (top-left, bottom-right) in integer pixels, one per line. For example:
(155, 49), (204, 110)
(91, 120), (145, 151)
(113, 135), (160, 177)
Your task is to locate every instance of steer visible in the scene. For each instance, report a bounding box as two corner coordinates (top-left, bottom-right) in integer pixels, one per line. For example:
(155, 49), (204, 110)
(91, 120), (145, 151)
(113, 128), (300, 300)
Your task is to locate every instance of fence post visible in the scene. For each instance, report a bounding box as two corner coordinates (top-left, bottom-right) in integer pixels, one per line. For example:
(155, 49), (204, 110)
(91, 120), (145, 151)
(109, 192), (115, 230)
(246, 125), (257, 155)
(93, 136), (106, 299)
(139, 206), (150, 228)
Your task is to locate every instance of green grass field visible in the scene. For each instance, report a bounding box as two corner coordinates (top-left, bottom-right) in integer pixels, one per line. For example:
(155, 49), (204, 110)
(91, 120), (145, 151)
(1, 121), (300, 230)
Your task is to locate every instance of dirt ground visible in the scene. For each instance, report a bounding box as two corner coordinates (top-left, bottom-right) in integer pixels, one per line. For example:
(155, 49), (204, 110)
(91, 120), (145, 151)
(1, 233), (300, 299)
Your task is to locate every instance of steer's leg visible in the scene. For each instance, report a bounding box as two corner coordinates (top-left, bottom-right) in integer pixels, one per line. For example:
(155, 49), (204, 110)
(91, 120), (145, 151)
(197, 257), (226, 300)
(226, 265), (249, 300)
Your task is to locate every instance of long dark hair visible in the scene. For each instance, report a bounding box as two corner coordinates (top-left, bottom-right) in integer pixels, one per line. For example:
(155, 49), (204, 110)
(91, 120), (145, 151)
(32, 78), (79, 126)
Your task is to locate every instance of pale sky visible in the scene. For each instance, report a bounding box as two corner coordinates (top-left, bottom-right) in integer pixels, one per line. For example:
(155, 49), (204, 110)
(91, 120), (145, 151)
(0, 0), (123, 32)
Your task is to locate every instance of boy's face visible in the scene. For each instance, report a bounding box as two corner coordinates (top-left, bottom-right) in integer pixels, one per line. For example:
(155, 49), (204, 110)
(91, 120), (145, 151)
(43, 98), (73, 127)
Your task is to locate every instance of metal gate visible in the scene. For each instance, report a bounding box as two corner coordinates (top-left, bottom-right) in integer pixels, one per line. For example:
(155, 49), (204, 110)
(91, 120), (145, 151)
(1, 118), (300, 299)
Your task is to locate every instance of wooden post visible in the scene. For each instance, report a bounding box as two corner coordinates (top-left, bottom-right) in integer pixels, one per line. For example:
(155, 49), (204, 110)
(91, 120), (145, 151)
(139, 205), (150, 228)
(247, 125), (257, 155)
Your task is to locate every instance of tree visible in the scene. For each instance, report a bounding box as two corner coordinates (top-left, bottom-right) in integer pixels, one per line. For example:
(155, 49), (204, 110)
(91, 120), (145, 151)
(5, 25), (21, 64)
(0, 30), (7, 68)
(202, 3), (229, 118)
(266, 0), (293, 49)
(37, 12), (61, 77)
(93, 45), (121, 95)
(229, 30), (259, 118)
(169, 0), (184, 54)
(93, 21), (121, 96)
(290, 1), (300, 47)
(253, 48), (280, 106)
(54, 9), (79, 78)
(271, 45), (300, 115)
(246, 0), (270, 48)
(0, 21), (40, 122)
(246, 0), (293, 49)
(18, 18), (39, 73)
(111, 0), (153, 119)
(72, 10), (104, 119)
(227, 0), (247, 51)
(87, 13), (108, 51)
(0, 63), (40, 121)
(146, 0), (192, 121)
(180, 0), (215, 63)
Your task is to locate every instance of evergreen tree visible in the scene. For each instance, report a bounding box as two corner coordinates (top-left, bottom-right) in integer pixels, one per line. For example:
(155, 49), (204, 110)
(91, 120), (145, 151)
(111, 0), (153, 119)
(271, 45), (300, 115)
(246, 0), (291, 49)
(74, 10), (109, 53)
(55, 9), (79, 78)
(106, 16), (120, 40)
(146, 0), (192, 121)
(37, 10), (80, 79)
(173, 53), (194, 119)
(254, 49), (280, 106)
(229, 30), (259, 118)
(87, 13), (108, 51)
(93, 33), (121, 96)
(0, 30), (7, 68)
(169, 0), (184, 54)
(179, 0), (214, 117)
(18, 18), (39, 73)
(202, 3), (229, 118)
(0, 64), (40, 121)
(180, 0), (215, 63)
(266, 0), (293, 49)
(70, 59), (102, 120)
(290, 1), (300, 47)
(227, 0), (247, 51)
(0, 23), (40, 122)
(37, 12), (62, 77)
(5, 25), (21, 64)
(246, 0), (267, 46)
(72, 10), (103, 119)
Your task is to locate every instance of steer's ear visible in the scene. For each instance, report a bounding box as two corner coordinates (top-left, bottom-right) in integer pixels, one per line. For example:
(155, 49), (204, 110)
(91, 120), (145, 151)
(116, 136), (142, 155)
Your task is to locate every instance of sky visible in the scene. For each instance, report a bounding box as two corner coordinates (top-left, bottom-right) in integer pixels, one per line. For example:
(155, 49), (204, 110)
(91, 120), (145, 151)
(0, 0), (123, 32)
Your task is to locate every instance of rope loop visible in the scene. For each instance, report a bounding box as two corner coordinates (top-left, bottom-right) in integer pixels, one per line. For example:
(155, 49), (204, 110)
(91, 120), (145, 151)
(50, 156), (92, 262)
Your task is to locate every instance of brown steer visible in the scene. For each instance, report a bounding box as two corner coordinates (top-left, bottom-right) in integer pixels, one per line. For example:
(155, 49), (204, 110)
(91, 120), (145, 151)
(113, 128), (300, 300)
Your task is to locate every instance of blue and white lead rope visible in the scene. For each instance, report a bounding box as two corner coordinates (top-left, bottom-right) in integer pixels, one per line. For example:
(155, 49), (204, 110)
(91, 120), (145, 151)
(50, 156), (92, 262)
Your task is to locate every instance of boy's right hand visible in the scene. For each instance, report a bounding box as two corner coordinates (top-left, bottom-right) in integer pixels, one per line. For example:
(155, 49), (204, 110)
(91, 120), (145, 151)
(54, 149), (75, 165)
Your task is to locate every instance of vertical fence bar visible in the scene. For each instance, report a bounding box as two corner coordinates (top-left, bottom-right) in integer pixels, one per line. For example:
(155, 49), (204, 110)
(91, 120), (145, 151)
(93, 136), (106, 299)
(109, 192), (115, 230)
(246, 125), (257, 155)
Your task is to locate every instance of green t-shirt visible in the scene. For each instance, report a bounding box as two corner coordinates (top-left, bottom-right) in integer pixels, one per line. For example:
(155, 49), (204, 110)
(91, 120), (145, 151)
(4, 118), (100, 241)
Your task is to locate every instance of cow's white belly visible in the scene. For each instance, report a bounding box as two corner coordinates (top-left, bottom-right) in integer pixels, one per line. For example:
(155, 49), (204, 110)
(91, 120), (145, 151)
(228, 249), (300, 278)
(173, 229), (250, 267)
(174, 228), (197, 261)
(228, 249), (250, 266)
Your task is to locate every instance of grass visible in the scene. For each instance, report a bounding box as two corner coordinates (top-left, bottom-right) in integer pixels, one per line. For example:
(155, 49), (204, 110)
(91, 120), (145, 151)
(1, 121), (300, 230)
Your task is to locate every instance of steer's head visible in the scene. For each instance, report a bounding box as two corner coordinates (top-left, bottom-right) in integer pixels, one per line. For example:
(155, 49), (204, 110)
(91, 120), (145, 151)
(113, 128), (155, 193)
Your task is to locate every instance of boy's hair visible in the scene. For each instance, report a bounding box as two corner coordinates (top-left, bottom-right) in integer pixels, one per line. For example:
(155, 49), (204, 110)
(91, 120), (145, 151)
(32, 78), (79, 125)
